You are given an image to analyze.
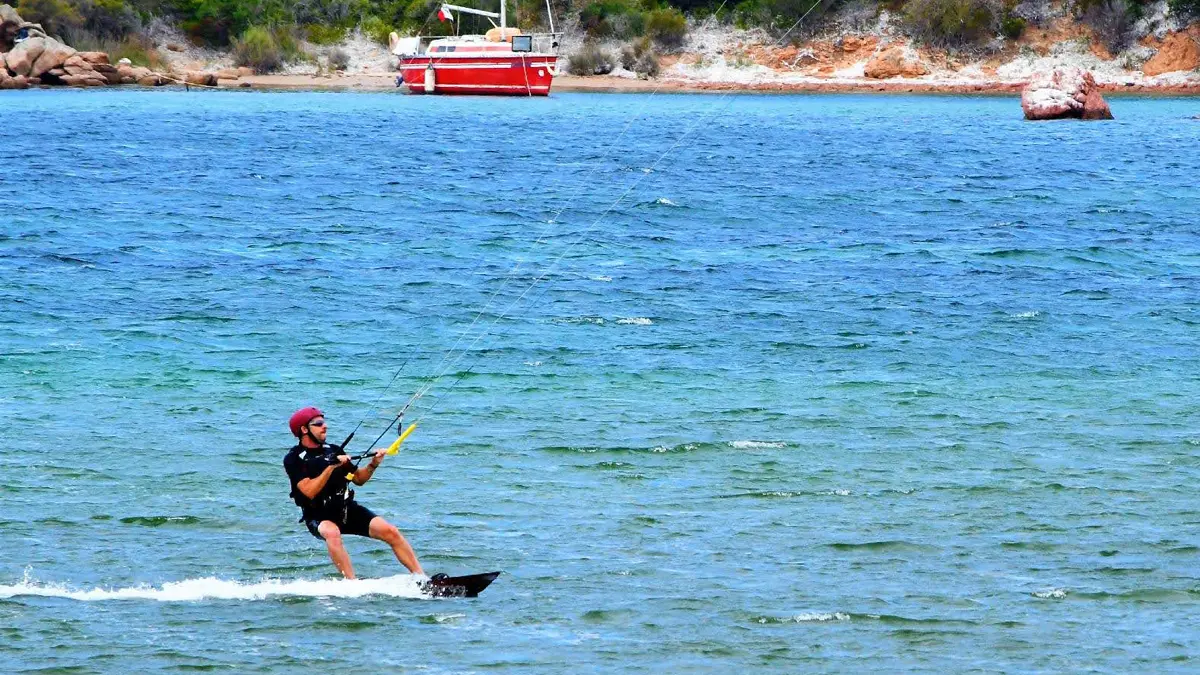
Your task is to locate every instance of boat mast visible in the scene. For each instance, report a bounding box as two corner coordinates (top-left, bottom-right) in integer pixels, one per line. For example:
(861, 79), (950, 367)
(500, 0), (506, 29)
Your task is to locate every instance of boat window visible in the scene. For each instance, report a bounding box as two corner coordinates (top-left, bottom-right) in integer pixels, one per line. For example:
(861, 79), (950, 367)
(512, 35), (532, 52)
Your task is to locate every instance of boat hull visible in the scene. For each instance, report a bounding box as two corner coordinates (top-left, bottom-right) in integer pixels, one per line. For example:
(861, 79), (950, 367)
(398, 54), (556, 96)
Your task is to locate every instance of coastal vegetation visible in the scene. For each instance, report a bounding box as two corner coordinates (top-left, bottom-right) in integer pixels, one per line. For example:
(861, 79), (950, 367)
(6, 0), (1200, 75)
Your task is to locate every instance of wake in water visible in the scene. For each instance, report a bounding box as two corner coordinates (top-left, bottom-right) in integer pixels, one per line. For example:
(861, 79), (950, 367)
(0, 571), (428, 602)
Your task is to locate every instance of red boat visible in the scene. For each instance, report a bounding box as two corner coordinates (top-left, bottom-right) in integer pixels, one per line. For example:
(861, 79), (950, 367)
(390, 3), (560, 96)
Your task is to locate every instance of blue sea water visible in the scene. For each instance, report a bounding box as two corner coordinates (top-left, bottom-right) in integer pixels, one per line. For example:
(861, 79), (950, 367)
(1, 88), (1199, 672)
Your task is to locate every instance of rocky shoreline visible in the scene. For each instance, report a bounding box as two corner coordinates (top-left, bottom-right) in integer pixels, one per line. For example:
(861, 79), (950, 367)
(4, 3), (1200, 100)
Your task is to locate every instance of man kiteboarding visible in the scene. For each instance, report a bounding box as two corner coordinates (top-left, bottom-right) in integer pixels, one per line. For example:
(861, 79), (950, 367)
(284, 406), (425, 580)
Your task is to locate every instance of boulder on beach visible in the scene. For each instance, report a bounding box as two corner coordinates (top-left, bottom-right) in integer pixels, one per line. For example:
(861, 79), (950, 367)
(1021, 67), (1113, 121)
(0, 71), (28, 88)
(60, 72), (108, 87)
(1, 3), (163, 88)
(1, 3), (48, 52)
(1142, 32), (1200, 77)
(864, 46), (927, 79)
(78, 51), (110, 66)
(170, 69), (218, 86)
(30, 38), (76, 78)
(4, 35), (46, 76)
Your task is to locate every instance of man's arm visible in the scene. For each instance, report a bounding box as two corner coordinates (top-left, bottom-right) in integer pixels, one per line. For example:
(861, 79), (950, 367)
(352, 450), (385, 486)
(297, 455), (349, 499)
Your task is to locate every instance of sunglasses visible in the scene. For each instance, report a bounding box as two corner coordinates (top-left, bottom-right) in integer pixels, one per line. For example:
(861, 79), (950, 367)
(308, 420), (326, 428)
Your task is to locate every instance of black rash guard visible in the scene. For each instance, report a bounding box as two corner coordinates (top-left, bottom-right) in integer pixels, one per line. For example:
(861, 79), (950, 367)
(283, 443), (353, 521)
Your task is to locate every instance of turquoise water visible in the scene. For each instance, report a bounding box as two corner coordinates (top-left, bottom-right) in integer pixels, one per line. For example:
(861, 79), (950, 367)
(2, 89), (1199, 672)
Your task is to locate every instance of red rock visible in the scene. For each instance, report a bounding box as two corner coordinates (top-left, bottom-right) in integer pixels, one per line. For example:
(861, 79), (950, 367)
(78, 51), (110, 66)
(29, 38), (75, 78)
(1142, 32), (1200, 77)
(182, 71), (217, 86)
(1022, 67), (1114, 121)
(4, 35), (45, 76)
(59, 72), (107, 87)
(1, 72), (29, 89)
(864, 46), (927, 79)
(1081, 89), (1114, 119)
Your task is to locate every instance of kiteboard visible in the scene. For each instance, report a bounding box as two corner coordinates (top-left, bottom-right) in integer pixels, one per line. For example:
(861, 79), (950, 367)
(421, 571), (500, 598)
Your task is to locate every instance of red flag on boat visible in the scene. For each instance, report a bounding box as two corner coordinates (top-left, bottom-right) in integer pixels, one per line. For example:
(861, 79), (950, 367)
(437, 4), (454, 21)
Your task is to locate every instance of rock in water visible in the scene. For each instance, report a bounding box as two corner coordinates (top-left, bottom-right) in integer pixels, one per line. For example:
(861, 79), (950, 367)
(1021, 67), (1114, 121)
(1081, 89), (1114, 120)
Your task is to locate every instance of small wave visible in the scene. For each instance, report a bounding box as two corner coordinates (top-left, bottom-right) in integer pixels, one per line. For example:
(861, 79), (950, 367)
(616, 317), (652, 325)
(590, 275), (613, 282)
(541, 441), (721, 455)
(523, 361), (542, 366)
(0, 573), (427, 602)
(754, 612), (849, 624)
(1011, 310), (1041, 319)
(654, 198), (678, 207)
(820, 489), (853, 497)
(119, 515), (206, 527)
(720, 490), (802, 499)
(1032, 588), (1068, 599)
(826, 540), (931, 551)
(979, 248), (1038, 259)
(729, 440), (786, 449)
(419, 613), (466, 624)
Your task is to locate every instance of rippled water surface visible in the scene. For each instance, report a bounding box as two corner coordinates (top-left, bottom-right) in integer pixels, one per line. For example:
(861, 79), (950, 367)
(2, 89), (1199, 673)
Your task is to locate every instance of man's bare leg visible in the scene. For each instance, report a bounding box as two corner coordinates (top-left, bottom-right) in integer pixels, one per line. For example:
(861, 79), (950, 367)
(318, 520), (356, 579)
(368, 516), (424, 575)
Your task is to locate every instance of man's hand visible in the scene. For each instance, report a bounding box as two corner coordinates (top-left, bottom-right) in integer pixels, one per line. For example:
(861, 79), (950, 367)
(328, 454), (351, 467)
(369, 449), (386, 468)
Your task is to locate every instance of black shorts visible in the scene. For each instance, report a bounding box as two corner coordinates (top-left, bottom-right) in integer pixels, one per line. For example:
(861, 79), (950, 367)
(304, 502), (378, 540)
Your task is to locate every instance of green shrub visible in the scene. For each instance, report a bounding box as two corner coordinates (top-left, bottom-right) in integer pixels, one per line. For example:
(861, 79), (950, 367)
(233, 25), (283, 73)
(108, 34), (164, 67)
(272, 24), (306, 59)
(360, 15), (392, 45)
(1169, 0), (1200, 18)
(579, 0), (644, 39)
(1000, 12), (1025, 39)
(567, 43), (616, 75)
(1079, 0), (1136, 53)
(645, 7), (686, 49)
(903, 0), (1000, 47)
(13, 0), (83, 41)
(731, 0), (763, 29)
(69, 30), (162, 67)
(328, 46), (350, 70)
(292, 0), (353, 25)
(75, 0), (141, 40)
(621, 36), (660, 77)
(305, 23), (346, 44)
(729, 0), (841, 34)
